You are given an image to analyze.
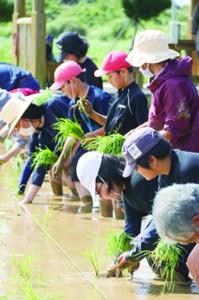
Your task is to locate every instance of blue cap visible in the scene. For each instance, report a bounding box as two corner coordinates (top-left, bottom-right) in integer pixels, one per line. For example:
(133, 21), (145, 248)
(122, 127), (162, 177)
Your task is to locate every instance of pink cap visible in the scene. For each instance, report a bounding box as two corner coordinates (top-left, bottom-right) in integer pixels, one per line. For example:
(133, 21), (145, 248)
(94, 50), (132, 77)
(50, 61), (83, 90)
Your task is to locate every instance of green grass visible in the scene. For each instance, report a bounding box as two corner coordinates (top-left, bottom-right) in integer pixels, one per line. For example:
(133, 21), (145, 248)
(0, 2), (189, 67)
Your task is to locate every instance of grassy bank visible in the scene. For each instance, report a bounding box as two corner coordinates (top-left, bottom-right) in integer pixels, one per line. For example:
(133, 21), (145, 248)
(0, 1), (189, 65)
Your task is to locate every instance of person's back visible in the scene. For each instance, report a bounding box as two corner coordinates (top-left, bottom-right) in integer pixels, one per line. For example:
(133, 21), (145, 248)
(147, 56), (199, 152)
(0, 63), (40, 91)
(56, 31), (103, 88)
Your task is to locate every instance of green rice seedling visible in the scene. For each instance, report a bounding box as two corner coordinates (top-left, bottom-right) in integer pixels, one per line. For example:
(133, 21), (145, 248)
(33, 208), (53, 229)
(13, 154), (24, 173)
(81, 133), (126, 156)
(105, 229), (133, 261)
(30, 147), (58, 170)
(4, 137), (14, 150)
(150, 238), (184, 291)
(34, 208), (53, 228)
(12, 250), (61, 300)
(71, 98), (92, 131)
(42, 208), (53, 228)
(52, 118), (84, 151)
(12, 250), (34, 282)
(32, 91), (52, 106)
(82, 237), (100, 278)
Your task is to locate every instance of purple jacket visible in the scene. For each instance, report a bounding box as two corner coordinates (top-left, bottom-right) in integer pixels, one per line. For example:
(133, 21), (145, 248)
(147, 55), (199, 152)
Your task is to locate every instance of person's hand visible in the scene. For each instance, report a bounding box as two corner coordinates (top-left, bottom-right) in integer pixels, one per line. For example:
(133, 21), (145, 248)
(0, 159), (5, 165)
(78, 99), (92, 115)
(0, 136), (6, 143)
(0, 154), (8, 165)
(117, 252), (133, 270)
(117, 249), (142, 272)
(52, 160), (63, 179)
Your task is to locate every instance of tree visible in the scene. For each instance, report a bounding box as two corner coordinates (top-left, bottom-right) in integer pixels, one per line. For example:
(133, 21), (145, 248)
(0, 0), (13, 22)
(122, 0), (171, 48)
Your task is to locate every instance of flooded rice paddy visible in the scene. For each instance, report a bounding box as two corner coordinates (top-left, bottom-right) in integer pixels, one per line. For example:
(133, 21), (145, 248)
(0, 144), (199, 299)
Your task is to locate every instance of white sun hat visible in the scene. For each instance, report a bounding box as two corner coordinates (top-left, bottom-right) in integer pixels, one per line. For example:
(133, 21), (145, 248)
(126, 29), (180, 67)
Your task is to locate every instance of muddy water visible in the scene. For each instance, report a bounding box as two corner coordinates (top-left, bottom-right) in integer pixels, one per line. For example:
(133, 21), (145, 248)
(0, 145), (198, 299)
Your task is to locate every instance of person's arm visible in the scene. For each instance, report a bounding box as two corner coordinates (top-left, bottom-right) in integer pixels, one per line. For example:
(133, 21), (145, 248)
(52, 137), (80, 178)
(159, 129), (173, 141)
(0, 142), (23, 163)
(80, 100), (107, 126)
(17, 157), (34, 194)
(83, 127), (105, 138)
(117, 219), (159, 270)
(124, 121), (148, 138)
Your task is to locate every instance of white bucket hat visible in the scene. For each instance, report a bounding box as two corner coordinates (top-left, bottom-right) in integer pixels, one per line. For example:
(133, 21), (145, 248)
(76, 151), (103, 200)
(126, 30), (180, 67)
(0, 94), (36, 137)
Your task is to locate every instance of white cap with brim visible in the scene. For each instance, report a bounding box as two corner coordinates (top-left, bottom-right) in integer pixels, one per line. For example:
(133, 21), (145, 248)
(0, 94), (37, 138)
(77, 151), (103, 200)
(126, 29), (180, 67)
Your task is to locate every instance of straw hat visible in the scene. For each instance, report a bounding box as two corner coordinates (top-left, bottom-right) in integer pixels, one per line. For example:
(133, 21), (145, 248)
(126, 30), (180, 67)
(0, 94), (36, 137)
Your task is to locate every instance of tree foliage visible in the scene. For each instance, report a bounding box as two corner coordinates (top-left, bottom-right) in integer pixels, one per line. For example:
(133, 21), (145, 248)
(0, 0), (13, 22)
(122, 0), (171, 23)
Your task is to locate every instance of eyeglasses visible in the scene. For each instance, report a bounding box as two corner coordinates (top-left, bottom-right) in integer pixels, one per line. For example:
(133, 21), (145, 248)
(97, 175), (121, 196)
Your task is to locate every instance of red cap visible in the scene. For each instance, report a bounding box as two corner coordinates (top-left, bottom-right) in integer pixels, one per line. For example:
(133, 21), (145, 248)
(50, 61), (83, 90)
(94, 50), (131, 77)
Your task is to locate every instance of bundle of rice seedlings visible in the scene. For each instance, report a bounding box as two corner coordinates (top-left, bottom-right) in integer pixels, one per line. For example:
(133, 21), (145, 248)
(150, 238), (184, 291)
(81, 133), (126, 156)
(32, 91), (52, 106)
(52, 118), (84, 151)
(31, 146), (58, 170)
(71, 98), (92, 131)
(105, 229), (133, 260)
(74, 97), (88, 114)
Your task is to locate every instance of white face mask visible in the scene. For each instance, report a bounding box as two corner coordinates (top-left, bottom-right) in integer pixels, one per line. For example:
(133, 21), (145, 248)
(18, 120), (35, 136)
(139, 66), (154, 78)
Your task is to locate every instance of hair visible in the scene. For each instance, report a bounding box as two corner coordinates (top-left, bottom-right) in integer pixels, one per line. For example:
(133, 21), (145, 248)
(69, 35), (89, 58)
(97, 154), (125, 192)
(115, 66), (134, 74)
(153, 183), (199, 242)
(22, 103), (45, 120)
(136, 138), (172, 169)
(76, 72), (86, 83)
